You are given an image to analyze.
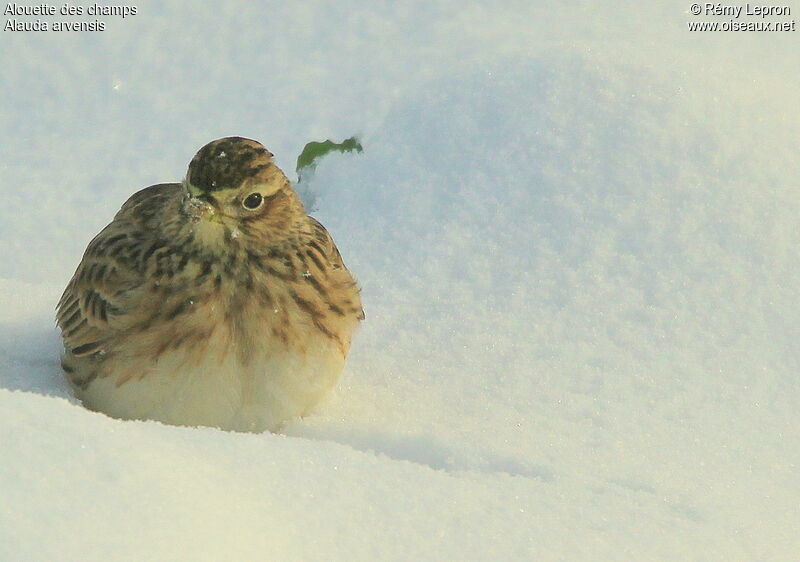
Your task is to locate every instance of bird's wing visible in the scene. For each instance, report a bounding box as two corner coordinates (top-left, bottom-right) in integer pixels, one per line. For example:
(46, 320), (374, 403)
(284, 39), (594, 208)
(57, 183), (181, 356)
(306, 216), (365, 321)
(306, 216), (348, 267)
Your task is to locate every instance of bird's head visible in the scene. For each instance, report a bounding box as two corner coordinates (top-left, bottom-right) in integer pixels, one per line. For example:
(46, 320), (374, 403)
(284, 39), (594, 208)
(181, 137), (305, 245)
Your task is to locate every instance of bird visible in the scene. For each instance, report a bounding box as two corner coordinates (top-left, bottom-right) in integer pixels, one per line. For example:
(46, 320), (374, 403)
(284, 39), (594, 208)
(56, 137), (364, 432)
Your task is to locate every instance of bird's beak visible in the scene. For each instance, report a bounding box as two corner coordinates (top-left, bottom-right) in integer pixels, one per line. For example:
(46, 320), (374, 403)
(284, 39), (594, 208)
(183, 192), (217, 221)
(194, 193), (219, 210)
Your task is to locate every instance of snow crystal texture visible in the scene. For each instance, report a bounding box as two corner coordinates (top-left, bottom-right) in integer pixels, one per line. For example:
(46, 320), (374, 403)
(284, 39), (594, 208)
(1, 1), (798, 560)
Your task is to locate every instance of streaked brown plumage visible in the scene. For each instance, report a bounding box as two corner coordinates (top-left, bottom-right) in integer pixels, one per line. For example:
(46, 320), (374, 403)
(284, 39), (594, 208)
(57, 137), (363, 432)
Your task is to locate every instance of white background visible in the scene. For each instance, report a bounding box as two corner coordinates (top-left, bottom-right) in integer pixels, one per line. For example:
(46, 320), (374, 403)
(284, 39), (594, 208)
(1, 2), (798, 560)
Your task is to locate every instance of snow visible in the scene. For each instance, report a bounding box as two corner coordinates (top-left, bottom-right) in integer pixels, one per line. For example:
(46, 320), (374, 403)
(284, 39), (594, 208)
(1, 1), (799, 560)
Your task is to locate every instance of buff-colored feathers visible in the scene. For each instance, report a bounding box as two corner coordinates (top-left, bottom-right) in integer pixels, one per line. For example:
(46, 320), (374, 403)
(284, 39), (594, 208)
(57, 137), (363, 432)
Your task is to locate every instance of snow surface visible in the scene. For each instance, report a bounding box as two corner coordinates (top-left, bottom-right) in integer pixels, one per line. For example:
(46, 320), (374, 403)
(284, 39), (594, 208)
(2, 1), (799, 560)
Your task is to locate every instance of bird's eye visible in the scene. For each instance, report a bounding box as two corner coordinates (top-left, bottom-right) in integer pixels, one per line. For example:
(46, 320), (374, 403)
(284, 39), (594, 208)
(242, 192), (263, 210)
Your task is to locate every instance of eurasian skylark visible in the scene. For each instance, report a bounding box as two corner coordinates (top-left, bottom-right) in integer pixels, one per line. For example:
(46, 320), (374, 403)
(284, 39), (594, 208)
(57, 137), (363, 432)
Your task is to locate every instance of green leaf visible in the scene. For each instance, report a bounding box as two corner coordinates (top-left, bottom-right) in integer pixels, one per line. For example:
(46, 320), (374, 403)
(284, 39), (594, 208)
(296, 136), (363, 182)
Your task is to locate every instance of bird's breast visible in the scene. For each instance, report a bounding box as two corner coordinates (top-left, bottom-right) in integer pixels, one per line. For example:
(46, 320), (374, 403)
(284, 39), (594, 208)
(76, 273), (350, 432)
